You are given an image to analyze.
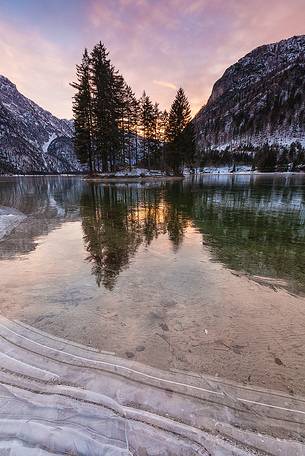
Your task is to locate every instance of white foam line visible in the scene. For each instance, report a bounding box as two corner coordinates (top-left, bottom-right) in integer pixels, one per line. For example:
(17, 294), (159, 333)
(1, 322), (305, 417)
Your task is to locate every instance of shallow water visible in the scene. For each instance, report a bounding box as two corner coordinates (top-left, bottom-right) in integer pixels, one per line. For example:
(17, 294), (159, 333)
(1, 174), (305, 394)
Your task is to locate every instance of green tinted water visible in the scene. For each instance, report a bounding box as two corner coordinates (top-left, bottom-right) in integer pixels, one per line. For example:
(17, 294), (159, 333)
(1, 174), (305, 293)
(1, 175), (305, 393)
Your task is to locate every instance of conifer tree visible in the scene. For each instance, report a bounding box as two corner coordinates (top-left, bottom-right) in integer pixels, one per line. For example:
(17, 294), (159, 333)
(182, 122), (196, 169)
(71, 49), (95, 173)
(165, 88), (192, 174)
(72, 43), (185, 174)
(159, 110), (169, 171)
(119, 84), (138, 170)
(254, 143), (277, 171)
(150, 102), (161, 168)
(139, 91), (155, 169)
(111, 73), (126, 170)
(90, 42), (121, 172)
(159, 110), (169, 142)
(130, 94), (140, 167)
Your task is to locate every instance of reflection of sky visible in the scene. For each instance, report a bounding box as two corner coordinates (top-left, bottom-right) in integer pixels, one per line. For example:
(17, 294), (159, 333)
(0, 0), (304, 118)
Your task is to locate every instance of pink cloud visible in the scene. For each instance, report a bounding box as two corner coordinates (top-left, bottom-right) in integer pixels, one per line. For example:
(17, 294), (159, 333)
(0, 0), (304, 118)
(0, 19), (75, 118)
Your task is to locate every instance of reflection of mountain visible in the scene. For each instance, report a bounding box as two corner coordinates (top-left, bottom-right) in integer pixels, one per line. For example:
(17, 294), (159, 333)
(0, 177), (82, 259)
(80, 176), (305, 292)
(80, 183), (188, 290)
(181, 175), (305, 293)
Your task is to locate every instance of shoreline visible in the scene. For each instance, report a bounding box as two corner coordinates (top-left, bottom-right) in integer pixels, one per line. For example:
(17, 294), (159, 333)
(1, 171), (305, 179)
(83, 175), (184, 183)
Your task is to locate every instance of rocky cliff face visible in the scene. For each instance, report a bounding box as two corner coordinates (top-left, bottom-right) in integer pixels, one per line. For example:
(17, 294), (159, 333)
(194, 35), (305, 152)
(0, 75), (81, 173)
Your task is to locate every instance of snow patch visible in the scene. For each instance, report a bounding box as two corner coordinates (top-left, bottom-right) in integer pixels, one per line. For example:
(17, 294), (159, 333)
(184, 165), (253, 174)
(100, 168), (165, 177)
(0, 206), (27, 241)
(42, 133), (57, 153)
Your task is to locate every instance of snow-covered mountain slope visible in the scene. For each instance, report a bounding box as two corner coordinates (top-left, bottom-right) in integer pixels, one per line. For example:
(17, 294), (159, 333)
(0, 75), (81, 173)
(194, 35), (305, 151)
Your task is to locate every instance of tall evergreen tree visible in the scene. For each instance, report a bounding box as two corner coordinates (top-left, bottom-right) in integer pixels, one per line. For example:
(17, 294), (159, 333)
(150, 102), (161, 168)
(254, 143), (277, 171)
(165, 88), (192, 174)
(72, 43), (187, 175)
(159, 110), (169, 171)
(90, 42), (122, 172)
(129, 93), (140, 167)
(111, 73), (126, 171)
(182, 122), (196, 169)
(119, 84), (138, 170)
(139, 91), (155, 169)
(71, 49), (95, 173)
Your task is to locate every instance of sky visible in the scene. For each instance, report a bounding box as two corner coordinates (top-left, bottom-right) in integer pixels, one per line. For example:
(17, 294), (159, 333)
(0, 0), (304, 119)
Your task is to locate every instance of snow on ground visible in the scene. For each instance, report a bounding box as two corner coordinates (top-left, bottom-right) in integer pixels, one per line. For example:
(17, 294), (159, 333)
(184, 165), (253, 174)
(101, 168), (165, 177)
(0, 206), (26, 241)
(106, 166), (255, 177)
(203, 165), (252, 174)
(202, 134), (305, 152)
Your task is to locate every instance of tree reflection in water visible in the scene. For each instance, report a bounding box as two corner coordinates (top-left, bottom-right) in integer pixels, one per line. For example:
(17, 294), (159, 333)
(3, 176), (304, 293)
(80, 183), (188, 290)
(80, 176), (305, 294)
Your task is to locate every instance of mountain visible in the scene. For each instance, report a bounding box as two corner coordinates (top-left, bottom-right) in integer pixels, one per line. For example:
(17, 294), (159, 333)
(0, 75), (81, 174)
(194, 35), (305, 153)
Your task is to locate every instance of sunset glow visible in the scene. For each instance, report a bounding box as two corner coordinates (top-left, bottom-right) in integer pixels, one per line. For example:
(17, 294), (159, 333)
(0, 0), (304, 118)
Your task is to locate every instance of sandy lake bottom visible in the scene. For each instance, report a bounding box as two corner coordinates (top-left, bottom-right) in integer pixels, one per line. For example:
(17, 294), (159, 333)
(0, 174), (305, 397)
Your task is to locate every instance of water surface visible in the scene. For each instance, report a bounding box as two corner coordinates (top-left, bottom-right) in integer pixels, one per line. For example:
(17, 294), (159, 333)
(0, 175), (305, 394)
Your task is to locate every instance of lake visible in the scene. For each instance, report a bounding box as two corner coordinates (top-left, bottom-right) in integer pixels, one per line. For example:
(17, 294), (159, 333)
(0, 174), (305, 395)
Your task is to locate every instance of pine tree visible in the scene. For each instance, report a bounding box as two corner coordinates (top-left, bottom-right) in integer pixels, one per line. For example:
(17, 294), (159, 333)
(130, 94), (140, 167)
(139, 91), (154, 169)
(90, 42), (122, 173)
(111, 73), (126, 171)
(71, 49), (95, 174)
(119, 84), (138, 170)
(72, 43), (180, 174)
(182, 122), (196, 169)
(159, 110), (169, 171)
(254, 143), (277, 171)
(165, 88), (192, 174)
(150, 102), (161, 169)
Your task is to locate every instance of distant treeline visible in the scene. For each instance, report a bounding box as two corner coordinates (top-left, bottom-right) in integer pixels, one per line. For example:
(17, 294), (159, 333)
(71, 42), (194, 175)
(200, 141), (305, 172)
